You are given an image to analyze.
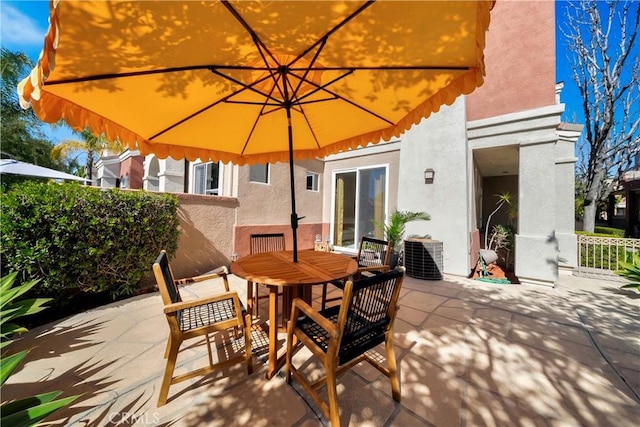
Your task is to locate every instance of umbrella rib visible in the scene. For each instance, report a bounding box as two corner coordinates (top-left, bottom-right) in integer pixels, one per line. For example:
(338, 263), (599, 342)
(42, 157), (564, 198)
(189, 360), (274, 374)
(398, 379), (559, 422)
(43, 64), (275, 86)
(290, 70), (394, 126)
(42, 63), (465, 87)
(322, 86), (394, 126)
(221, 0), (278, 66)
(239, 83), (280, 157)
(148, 80), (271, 141)
(292, 65), (471, 72)
(296, 104), (322, 151)
(290, 38), (327, 100)
(208, 68), (284, 105)
(222, 0), (293, 103)
(294, 69), (354, 104)
(254, 39), (288, 103)
(292, 0), (376, 66)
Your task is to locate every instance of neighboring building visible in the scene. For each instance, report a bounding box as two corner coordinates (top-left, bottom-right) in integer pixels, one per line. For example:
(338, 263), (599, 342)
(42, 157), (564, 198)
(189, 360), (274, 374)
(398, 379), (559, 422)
(97, 1), (583, 286)
(95, 149), (144, 189)
(613, 168), (640, 238)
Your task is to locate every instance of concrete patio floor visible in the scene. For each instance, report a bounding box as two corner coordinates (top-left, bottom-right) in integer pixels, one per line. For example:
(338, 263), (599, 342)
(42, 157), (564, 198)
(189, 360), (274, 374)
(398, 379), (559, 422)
(4, 272), (639, 426)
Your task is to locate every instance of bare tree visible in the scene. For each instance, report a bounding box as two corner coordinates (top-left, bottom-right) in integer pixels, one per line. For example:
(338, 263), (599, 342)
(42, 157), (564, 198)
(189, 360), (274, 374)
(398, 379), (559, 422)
(560, 0), (639, 233)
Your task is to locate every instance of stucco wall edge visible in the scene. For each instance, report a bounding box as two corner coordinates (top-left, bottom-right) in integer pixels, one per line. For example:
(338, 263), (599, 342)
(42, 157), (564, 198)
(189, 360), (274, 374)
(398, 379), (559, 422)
(467, 104), (564, 131)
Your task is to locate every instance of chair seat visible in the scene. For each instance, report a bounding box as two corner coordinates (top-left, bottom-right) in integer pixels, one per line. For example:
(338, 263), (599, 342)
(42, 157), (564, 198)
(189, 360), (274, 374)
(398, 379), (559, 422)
(153, 250), (253, 407)
(178, 298), (246, 331)
(286, 267), (405, 426)
(296, 305), (389, 366)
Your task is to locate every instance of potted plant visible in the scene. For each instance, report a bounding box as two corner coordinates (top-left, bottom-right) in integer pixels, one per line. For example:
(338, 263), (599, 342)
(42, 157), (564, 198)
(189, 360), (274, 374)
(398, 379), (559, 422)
(487, 223), (515, 268)
(375, 210), (431, 267)
(480, 192), (513, 266)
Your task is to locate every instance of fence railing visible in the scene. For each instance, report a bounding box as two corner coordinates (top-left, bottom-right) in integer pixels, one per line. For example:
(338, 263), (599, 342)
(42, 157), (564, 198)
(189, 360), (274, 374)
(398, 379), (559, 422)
(576, 235), (640, 281)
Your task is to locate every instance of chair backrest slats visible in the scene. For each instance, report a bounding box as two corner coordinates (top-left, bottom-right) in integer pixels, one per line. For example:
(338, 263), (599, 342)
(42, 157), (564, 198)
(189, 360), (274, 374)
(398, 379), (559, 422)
(250, 233), (286, 254)
(154, 250), (182, 305)
(356, 236), (391, 269)
(343, 268), (404, 338)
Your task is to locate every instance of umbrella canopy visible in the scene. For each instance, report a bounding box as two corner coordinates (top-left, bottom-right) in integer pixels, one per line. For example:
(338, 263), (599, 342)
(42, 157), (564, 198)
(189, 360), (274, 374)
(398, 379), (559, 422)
(18, 0), (494, 260)
(0, 159), (89, 182)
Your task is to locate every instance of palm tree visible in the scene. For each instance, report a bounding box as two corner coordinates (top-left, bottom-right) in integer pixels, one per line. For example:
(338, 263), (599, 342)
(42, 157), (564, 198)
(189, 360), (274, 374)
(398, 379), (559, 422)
(51, 128), (123, 183)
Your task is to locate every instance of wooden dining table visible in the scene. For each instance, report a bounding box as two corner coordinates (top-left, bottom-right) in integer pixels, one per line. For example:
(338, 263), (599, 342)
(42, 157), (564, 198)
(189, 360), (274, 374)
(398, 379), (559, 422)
(230, 250), (358, 378)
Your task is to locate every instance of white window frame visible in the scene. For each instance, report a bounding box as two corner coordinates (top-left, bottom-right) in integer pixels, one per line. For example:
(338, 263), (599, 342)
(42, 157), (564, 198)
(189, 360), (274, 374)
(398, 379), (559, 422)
(330, 164), (389, 252)
(249, 163), (270, 184)
(306, 171), (319, 192)
(193, 161), (223, 196)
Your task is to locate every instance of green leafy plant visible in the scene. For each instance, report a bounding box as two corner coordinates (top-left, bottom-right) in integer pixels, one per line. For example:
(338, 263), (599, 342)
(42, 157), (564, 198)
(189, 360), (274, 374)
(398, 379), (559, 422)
(615, 252), (640, 292)
(484, 192), (512, 249)
(488, 224), (515, 268)
(375, 210), (431, 253)
(1, 182), (179, 304)
(1, 273), (49, 349)
(1, 272), (79, 426)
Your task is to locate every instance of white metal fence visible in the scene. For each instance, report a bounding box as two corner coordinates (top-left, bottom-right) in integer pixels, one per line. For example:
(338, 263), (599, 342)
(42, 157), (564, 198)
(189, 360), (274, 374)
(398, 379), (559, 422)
(576, 235), (640, 281)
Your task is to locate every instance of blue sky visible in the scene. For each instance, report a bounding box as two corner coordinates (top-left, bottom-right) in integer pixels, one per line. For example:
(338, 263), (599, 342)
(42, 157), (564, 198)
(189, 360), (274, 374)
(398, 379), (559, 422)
(1, 0), (76, 143)
(1, 0), (584, 145)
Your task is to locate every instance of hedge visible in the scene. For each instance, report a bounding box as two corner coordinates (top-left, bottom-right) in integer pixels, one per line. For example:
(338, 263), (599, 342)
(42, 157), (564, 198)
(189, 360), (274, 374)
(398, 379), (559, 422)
(0, 182), (179, 303)
(576, 227), (626, 238)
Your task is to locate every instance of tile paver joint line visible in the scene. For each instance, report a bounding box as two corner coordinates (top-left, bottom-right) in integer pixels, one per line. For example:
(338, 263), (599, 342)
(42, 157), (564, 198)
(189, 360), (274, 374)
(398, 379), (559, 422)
(577, 310), (640, 403)
(11, 273), (640, 426)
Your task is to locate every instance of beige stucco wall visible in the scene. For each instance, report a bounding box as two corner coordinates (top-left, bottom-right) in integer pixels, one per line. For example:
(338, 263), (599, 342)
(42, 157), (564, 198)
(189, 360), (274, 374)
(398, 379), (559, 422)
(235, 160), (324, 224)
(170, 193), (239, 278)
(322, 143), (401, 241)
(233, 159), (325, 257)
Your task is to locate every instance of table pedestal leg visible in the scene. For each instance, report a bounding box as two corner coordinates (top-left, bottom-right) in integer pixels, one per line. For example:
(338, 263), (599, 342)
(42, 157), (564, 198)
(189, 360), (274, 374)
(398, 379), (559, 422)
(266, 284), (316, 379)
(267, 285), (279, 379)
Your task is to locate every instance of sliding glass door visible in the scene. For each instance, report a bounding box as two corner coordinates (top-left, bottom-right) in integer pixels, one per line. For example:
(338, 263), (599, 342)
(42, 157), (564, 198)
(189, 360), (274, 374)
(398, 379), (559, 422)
(333, 166), (387, 250)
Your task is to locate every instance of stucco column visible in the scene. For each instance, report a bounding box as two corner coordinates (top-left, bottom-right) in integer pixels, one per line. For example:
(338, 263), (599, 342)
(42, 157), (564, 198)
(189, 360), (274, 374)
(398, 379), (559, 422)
(398, 99), (472, 276)
(555, 138), (578, 272)
(516, 138), (559, 285)
(159, 158), (186, 193)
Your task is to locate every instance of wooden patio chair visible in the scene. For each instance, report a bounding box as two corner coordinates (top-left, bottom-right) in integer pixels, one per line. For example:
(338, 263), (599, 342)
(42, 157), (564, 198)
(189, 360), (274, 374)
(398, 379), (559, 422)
(321, 236), (392, 309)
(285, 267), (405, 427)
(153, 250), (253, 407)
(247, 233), (286, 319)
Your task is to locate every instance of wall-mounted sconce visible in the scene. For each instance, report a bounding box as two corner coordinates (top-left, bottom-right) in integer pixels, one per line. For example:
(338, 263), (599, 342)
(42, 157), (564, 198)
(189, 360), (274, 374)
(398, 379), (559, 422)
(424, 168), (435, 184)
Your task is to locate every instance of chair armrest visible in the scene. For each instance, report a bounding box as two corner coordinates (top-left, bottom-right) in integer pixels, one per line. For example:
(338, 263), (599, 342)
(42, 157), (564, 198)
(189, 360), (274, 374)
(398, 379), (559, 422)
(291, 298), (339, 339)
(175, 266), (228, 285)
(358, 265), (390, 273)
(163, 290), (239, 314)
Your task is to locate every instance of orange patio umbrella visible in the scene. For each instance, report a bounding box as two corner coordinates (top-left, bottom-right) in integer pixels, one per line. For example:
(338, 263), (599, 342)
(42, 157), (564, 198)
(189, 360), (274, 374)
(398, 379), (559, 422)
(19, 0), (494, 261)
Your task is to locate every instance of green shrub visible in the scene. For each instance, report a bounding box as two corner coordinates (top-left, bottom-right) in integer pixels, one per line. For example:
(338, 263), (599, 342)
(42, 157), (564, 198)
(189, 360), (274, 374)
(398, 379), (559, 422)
(577, 227), (625, 237)
(594, 226), (625, 237)
(576, 230), (625, 238)
(1, 182), (179, 302)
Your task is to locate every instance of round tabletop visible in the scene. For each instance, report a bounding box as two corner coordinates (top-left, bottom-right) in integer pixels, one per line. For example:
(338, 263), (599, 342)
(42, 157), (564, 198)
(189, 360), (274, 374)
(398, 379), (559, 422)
(230, 250), (358, 286)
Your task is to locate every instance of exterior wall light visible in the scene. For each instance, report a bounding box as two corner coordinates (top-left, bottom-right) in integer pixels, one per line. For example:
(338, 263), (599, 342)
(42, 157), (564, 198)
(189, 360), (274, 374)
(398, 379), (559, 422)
(424, 168), (435, 184)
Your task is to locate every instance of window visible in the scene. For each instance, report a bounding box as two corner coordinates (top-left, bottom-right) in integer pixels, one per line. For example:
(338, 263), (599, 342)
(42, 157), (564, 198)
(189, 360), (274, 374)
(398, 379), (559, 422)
(193, 162), (222, 195)
(306, 172), (319, 191)
(250, 164), (269, 184)
(332, 166), (387, 250)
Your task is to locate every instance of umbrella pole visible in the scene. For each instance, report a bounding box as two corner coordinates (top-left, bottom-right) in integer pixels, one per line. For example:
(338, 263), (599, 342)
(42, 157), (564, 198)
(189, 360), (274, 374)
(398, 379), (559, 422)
(286, 103), (300, 263)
